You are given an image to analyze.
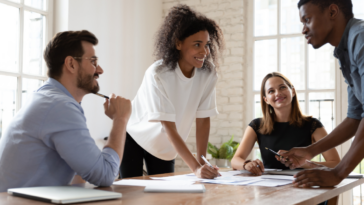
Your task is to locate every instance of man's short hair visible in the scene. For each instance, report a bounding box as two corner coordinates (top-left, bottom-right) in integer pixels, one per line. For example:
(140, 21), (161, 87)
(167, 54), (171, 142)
(298, 0), (354, 20)
(43, 30), (98, 80)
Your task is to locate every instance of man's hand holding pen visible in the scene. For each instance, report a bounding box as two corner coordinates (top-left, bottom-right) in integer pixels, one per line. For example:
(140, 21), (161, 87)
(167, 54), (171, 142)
(277, 147), (313, 170)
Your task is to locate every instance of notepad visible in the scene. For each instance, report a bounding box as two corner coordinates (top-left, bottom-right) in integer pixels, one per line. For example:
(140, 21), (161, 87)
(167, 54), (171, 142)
(144, 184), (205, 193)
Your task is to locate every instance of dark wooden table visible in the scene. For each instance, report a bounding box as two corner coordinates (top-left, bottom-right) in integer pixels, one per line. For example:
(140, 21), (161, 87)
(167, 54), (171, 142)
(0, 170), (363, 205)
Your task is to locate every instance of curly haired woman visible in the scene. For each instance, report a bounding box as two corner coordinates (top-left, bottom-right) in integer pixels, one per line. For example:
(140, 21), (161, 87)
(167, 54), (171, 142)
(120, 4), (224, 179)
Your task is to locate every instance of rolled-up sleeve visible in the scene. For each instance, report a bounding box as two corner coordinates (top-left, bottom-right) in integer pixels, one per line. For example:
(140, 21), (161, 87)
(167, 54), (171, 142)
(41, 102), (120, 187)
(347, 84), (363, 120)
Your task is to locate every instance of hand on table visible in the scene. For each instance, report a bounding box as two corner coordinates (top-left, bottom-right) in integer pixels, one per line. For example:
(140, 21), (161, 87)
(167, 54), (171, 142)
(277, 147), (313, 169)
(245, 159), (265, 176)
(293, 165), (343, 187)
(195, 164), (220, 179)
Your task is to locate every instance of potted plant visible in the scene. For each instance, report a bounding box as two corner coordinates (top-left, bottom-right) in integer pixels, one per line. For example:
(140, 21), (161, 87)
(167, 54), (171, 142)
(207, 135), (239, 168)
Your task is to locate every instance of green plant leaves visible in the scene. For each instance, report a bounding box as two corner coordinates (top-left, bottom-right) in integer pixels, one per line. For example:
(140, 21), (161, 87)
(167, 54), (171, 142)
(207, 142), (219, 158)
(219, 144), (233, 159)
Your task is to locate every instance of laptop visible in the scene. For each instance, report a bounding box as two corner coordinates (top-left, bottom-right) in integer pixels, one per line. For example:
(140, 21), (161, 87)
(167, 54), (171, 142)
(8, 186), (122, 204)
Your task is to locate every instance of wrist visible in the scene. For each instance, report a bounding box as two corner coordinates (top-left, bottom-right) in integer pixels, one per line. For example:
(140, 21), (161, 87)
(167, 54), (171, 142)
(113, 117), (128, 125)
(243, 160), (251, 170)
(332, 167), (346, 181)
(306, 145), (317, 160)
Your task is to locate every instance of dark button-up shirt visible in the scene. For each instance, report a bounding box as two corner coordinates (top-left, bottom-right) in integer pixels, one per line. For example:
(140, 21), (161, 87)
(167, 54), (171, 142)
(334, 18), (364, 120)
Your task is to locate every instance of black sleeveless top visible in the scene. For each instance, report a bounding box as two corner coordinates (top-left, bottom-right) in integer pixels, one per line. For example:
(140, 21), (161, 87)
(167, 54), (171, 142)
(249, 118), (323, 170)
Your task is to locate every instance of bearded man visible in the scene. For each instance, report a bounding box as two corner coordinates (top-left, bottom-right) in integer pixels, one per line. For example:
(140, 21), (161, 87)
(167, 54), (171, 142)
(0, 30), (131, 192)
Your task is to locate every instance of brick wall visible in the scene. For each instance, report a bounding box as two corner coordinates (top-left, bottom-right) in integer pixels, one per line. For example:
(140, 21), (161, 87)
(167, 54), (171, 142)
(161, 0), (246, 171)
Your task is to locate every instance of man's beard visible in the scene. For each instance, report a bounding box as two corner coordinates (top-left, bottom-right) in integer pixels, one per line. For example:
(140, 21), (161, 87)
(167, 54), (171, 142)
(77, 67), (100, 94)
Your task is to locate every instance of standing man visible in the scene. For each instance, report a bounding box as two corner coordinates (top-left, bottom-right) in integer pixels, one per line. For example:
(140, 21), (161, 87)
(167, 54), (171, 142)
(0, 30), (131, 192)
(278, 0), (364, 187)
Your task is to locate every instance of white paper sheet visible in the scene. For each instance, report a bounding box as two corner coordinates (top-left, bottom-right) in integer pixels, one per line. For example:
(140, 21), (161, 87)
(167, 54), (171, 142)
(249, 179), (292, 187)
(261, 175), (295, 181)
(113, 179), (194, 186)
(144, 184), (205, 193)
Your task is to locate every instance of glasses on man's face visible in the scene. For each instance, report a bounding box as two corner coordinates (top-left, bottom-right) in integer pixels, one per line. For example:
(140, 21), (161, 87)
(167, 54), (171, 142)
(73, 57), (98, 68)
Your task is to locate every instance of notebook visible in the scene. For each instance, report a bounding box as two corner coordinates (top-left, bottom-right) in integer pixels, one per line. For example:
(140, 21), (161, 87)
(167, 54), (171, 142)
(144, 184), (206, 193)
(8, 186), (122, 204)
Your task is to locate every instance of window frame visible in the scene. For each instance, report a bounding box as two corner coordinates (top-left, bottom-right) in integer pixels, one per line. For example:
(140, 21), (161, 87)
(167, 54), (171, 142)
(0, 0), (53, 112)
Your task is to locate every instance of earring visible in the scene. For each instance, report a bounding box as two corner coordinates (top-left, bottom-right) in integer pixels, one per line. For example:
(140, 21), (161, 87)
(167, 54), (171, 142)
(269, 106), (272, 114)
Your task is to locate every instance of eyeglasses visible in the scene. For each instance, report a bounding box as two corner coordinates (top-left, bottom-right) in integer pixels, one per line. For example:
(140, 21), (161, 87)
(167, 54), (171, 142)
(73, 57), (98, 68)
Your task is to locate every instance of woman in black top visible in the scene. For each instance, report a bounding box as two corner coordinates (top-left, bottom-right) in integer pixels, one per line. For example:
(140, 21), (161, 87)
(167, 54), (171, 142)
(231, 72), (340, 175)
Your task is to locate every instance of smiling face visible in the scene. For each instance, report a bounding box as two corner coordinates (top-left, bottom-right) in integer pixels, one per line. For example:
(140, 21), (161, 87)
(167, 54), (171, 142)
(263, 77), (295, 111)
(176, 30), (210, 70)
(299, 2), (334, 48)
(76, 41), (104, 94)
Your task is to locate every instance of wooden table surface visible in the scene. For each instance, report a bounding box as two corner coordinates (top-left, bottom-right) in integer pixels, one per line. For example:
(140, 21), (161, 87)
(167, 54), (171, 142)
(0, 170), (363, 205)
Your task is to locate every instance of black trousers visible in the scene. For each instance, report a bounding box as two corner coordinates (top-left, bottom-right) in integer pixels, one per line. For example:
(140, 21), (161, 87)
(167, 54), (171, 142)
(119, 133), (175, 179)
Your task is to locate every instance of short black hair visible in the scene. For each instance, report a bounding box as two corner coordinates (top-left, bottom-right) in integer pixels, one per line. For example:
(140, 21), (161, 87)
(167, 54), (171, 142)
(44, 30), (98, 80)
(298, 0), (354, 20)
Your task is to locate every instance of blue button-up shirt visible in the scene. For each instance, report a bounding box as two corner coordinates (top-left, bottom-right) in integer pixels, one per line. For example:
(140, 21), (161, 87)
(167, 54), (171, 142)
(0, 78), (120, 192)
(334, 18), (364, 120)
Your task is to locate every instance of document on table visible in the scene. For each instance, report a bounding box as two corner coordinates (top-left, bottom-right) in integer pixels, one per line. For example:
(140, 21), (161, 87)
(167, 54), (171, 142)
(113, 179), (194, 186)
(148, 171), (294, 187)
(261, 175), (295, 181)
(248, 179), (292, 187)
(144, 184), (206, 193)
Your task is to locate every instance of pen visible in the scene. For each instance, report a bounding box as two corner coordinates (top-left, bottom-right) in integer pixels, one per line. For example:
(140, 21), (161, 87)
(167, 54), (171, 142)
(265, 147), (287, 162)
(201, 155), (222, 176)
(94, 93), (109, 99)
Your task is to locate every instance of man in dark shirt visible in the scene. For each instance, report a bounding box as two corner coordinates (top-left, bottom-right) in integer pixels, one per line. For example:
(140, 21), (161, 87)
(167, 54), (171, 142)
(278, 0), (364, 187)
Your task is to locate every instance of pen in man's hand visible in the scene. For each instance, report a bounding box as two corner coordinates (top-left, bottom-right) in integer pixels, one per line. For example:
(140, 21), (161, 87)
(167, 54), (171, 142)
(265, 147), (287, 162)
(94, 93), (109, 99)
(201, 155), (222, 176)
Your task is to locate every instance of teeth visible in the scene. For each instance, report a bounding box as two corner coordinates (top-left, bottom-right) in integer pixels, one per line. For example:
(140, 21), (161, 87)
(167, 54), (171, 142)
(195, 57), (204, 61)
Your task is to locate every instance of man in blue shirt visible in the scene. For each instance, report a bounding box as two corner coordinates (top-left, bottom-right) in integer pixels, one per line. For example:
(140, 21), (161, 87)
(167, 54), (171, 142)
(0, 30), (131, 192)
(278, 0), (364, 187)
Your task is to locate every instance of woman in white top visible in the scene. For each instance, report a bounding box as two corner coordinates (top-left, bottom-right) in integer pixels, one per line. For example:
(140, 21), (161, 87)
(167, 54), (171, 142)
(120, 5), (224, 179)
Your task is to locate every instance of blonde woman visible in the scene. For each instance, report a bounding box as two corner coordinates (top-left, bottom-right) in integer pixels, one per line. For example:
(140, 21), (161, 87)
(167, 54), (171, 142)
(231, 72), (340, 175)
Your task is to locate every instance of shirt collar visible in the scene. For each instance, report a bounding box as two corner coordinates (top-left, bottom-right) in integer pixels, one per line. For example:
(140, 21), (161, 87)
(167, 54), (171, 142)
(175, 62), (196, 81)
(334, 18), (357, 58)
(45, 78), (78, 102)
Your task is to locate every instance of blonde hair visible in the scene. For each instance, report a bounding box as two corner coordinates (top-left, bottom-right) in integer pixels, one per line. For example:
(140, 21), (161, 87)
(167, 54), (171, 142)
(259, 72), (310, 135)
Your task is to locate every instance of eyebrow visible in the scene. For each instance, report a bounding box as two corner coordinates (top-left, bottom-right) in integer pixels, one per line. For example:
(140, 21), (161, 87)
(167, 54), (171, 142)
(193, 40), (211, 43)
(267, 84), (286, 90)
(300, 14), (307, 22)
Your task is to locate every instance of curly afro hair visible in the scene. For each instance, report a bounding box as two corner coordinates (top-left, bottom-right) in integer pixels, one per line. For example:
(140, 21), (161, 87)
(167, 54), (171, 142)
(154, 4), (224, 72)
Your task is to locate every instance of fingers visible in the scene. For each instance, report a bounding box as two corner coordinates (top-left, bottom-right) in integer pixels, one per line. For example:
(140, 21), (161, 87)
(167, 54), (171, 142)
(293, 170), (321, 187)
(278, 150), (289, 157)
(256, 159), (264, 172)
(200, 164), (219, 179)
(103, 98), (109, 111)
(247, 161), (263, 175)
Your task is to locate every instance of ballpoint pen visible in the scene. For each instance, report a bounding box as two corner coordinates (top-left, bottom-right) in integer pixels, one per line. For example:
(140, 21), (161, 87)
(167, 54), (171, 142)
(94, 93), (109, 99)
(201, 155), (222, 176)
(265, 147), (288, 161)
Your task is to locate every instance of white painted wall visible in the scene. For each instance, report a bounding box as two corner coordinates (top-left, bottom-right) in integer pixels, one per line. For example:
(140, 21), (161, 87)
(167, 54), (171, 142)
(53, 0), (162, 148)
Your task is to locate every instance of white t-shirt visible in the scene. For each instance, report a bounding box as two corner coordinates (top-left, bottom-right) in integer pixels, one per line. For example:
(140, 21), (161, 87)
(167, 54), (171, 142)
(127, 60), (219, 160)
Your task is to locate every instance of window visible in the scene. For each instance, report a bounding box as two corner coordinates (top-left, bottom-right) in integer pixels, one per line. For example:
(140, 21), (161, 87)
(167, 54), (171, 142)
(0, 0), (52, 138)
